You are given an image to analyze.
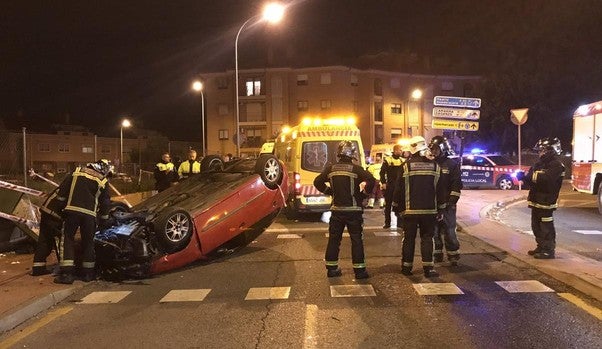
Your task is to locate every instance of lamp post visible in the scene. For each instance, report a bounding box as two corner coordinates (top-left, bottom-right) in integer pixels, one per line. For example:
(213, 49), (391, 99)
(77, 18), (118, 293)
(235, 2), (285, 157)
(120, 118), (131, 173)
(411, 88), (424, 136)
(192, 80), (205, 157)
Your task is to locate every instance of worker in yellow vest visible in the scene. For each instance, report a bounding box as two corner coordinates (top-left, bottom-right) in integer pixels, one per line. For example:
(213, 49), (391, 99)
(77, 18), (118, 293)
(154, 152), (178, 192)
(366, 155), (385, 209)
(178, 149), (201, 179)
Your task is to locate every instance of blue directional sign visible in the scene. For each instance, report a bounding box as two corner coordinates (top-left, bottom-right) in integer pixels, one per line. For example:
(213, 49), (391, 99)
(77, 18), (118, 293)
(434, 96), (481, 109)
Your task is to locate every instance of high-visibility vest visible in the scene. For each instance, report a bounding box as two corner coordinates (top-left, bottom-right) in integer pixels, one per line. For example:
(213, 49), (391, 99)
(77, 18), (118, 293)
(178, 160), (201, 178)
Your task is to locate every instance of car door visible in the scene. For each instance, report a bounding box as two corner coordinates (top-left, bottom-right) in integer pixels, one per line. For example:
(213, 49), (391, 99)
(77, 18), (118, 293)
(461, 155), (495, 188)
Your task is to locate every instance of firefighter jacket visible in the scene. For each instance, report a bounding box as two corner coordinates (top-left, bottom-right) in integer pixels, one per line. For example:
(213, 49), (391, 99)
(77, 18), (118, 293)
(435, 156), (463, 207)
(379, 155), (403, 185)
(40, 188), (67, 221)
(58, 166), (110, 218)
(523, 156), (565, 210)
(314, 158), (376, 212)
(178, 160), (201, 179)
(154, 161), (177, 191)
(392, 154), (446, 215)
(366, 162), (382, 182)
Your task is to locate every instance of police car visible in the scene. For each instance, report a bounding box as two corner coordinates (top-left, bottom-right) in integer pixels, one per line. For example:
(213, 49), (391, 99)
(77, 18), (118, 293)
(460, 153), (529, 190)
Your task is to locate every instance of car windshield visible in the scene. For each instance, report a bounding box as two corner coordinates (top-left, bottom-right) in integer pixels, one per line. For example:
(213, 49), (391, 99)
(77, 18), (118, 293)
(301, 140), (360, 172)
(487, 156), (515, 166)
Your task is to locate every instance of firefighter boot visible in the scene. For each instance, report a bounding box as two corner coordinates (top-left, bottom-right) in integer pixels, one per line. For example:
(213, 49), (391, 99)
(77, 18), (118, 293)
(354, 268), (370, 279)
(378, 198), (385, 209)
(401, 266), (412, 276)
(533, 251), (555, 259)
(327, 268), (342, 278)
(423, 267), (439, 278)
(528, 247), (543, 256)
(81, 268), (96, 282)
(433, 253), (444, 263)
(31, 266), (51, 276)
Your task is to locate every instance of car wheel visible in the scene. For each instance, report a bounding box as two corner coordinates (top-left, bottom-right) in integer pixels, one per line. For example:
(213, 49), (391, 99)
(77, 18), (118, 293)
(255, 155), (283, 189)
(154, 208), (193, 253)
(497, 176), (514, 190)
(200, 155), (224, 173)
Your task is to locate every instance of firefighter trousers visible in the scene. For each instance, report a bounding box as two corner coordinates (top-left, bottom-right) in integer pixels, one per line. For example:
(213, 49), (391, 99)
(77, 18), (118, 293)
(383, 185), (396, 226)
(531, 207), (556, 252)
(401, 214), (436, 269)
(33, 212), (62, 267)
(433, 205), (460, 258)
(325, 211), (366, 271)
(59, 211), (97, 273)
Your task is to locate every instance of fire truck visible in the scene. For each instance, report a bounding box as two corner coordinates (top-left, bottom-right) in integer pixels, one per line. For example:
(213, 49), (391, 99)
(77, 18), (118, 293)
(271, 116), (366, 219)
(571, 101), (602, 214)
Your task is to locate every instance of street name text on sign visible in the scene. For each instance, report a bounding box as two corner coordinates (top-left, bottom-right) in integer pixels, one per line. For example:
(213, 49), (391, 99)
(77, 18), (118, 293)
(433, 96), (482, 109)
(432, 107), (480, 120)
(432, 119), (479, 131)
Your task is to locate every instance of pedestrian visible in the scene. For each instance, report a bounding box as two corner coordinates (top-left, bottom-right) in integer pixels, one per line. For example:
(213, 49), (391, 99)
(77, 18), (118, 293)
(178, 149), (201, 179)
(314, 140), (375, 279)
(154, 152), (178, 192)
(31, 188), (66, 276)
(366, 154), (385, 209)
(380, 144), (404, 228)
(54, 159), (112, 284)
(392, 136), (445, 277)
(516, 137), (565, 259)
(429, 136), (463, 265)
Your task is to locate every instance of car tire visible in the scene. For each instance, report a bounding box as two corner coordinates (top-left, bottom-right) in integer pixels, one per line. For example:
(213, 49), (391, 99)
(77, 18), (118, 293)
(497, 175), (514, 190)
(154, 207), (193, 253)
(255, 155), (283, 189)
(200, 155), (224, 173)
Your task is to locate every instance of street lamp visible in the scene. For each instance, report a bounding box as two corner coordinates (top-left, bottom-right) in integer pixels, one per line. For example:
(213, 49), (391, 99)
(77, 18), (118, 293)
(120, 118), (131, 173)
(411, 88), (424, 136)
(192, 80), (206, 157)
(235, 2), (285, 157)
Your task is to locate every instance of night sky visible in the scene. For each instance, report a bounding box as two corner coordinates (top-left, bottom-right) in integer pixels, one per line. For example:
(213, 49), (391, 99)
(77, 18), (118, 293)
(2, 0), (602, 147)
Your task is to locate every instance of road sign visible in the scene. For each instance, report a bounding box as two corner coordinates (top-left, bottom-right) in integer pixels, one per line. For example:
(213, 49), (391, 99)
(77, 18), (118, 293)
(432, 119), (479, 131)
(432, 107), (480, 120)
(510, 108), (528, 125)
(434, 96), (481, 109)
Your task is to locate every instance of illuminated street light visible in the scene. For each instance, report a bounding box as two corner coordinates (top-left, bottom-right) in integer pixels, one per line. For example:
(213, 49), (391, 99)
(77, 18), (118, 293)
(411, 88), (423, 100)
(410, 88), (424, 137)
(192, 80), (206, 157)
(235, 2), (285, 157)
(120, 118), (132, 172)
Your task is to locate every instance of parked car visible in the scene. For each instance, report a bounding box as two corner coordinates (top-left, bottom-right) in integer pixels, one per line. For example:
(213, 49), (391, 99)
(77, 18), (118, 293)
(460, 154), (529, 190)
(94, 154), (287, 280)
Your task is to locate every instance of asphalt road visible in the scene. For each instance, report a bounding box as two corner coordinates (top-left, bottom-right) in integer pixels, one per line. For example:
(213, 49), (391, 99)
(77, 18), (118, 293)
(3, 205), (601, 349)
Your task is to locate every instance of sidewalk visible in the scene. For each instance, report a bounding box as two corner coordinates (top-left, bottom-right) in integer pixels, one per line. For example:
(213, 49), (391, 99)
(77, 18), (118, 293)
(1, 189), (601, 334)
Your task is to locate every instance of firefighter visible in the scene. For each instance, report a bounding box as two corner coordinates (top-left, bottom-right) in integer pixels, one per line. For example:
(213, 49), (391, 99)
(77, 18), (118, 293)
(31, 188), (66, 276)
(154, 152), (178, 192)
(314, 140), (375, 279)
(380, 144), (404, 228)
(392, 136), (445, 277)
(366, 154), (385, 209)
(54, 159), (112, 284)
(178, 149), (201, 179)
(516, 137), (565, 259)
(429, 136), (463, 265)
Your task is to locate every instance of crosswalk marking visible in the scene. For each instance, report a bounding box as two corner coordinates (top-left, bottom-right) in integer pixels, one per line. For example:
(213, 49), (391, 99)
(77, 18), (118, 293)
(245, 287), (291, 300)
(413, 283), (464, 296)
(159, 289), (211, 303)
(325, 233), (350, 238)
(495, 280), (555, 293)
(572, 230), (602, 235)
(79, 291), (132, 304)
(374, 231), (401, 237)
(277, 234), (303, 239)
(330, 285), (376, 298)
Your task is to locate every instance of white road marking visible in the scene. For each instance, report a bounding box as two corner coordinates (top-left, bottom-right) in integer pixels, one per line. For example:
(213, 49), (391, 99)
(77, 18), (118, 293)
(303, 304), (318, 349)
(572, 230), (602, 235)
(79, 291), (132, 304)
(159, 289), (211, 303)
(245, 287), (291, 300)
(277, 234), (303, 239)
(330, 285), (376, 298)
(495, 280), (555, 293)
(373, 231), (401, 237)
(413, 283), (464, 296)
(325, 233), (350, 238)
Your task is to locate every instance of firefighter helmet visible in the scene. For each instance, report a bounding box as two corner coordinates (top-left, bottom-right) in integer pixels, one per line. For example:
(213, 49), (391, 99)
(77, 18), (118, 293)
(409, 136), (428, 155)
(337, 140), (357, 160)
(88, 159), (114, 177)
(534, 137), (562, 158)
(429, 135), (454, 158)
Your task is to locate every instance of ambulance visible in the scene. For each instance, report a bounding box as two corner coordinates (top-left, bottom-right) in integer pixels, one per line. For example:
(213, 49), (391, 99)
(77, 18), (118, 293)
(368, 138), (412, 163)
(272, 116), (366, 218)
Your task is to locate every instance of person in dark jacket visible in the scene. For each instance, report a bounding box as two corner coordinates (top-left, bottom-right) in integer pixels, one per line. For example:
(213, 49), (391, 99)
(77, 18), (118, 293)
(54, 159), (112, 284)
(516, 137), (565, 259)
(314, 141), (376, 279)
(154, 152), (178, 192)
(31, 188), (66, 276)
(429, 136), (463, 265)
(379, 144), (404, 228)
(392, 136), (446, 277)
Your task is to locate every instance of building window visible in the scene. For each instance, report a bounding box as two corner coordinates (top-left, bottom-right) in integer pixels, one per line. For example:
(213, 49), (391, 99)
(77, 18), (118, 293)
(320, 73), (331, 85)
(350, 75), (358, 86)
(391, 103), (402, 114)
(297, 100), (309, 111)
(321, 100), (331, 110)
(219, 129), (229, 140)
(245, 78), (261, 96)
(218, 104), (229, 116)
(375, 125), (384, 144)
(217, 77), (228, 89)
(391, 128), (402, 140)
(243, 128), (265, 148)
(101, 145), (111, 154)
(297, 74), (308, 86)
(374, 102), (383, 122)
(441, 81), (454, 91)
(82, 145), (93, 154)
(58, 144), (70, 153)
(390, 78), (401, 89)
(374, 78), (382, 96)
(38, 143), (50, 152)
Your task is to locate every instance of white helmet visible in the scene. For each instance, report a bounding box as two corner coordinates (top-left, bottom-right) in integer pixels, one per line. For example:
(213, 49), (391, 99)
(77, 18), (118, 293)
(409, 136), (428, 155)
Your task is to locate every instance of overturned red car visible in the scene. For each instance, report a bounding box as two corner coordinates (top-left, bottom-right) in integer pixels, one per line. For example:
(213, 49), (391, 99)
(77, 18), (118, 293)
(94, 155), (287, 279)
